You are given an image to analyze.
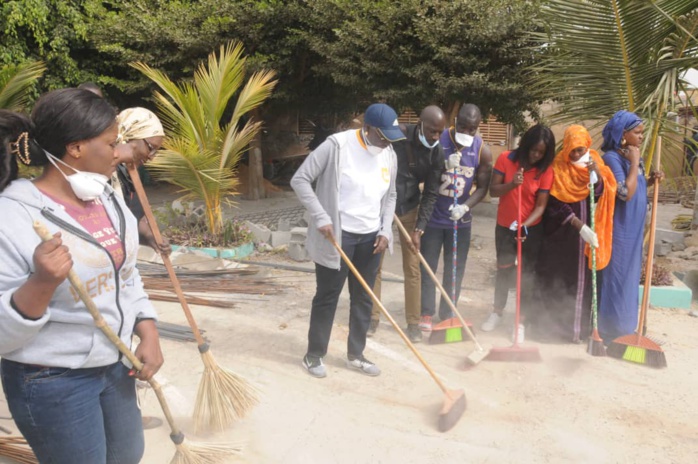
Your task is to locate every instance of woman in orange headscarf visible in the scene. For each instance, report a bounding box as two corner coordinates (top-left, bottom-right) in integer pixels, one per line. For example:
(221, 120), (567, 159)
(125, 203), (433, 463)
(532, 125), (616, 343)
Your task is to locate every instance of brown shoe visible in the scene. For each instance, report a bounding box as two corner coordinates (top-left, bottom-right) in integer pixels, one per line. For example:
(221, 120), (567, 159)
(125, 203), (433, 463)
(367, 319), (379, 337)
(142, 416), (163, 430)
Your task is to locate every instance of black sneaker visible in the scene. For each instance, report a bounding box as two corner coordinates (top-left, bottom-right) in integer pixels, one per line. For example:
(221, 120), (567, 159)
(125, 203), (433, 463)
(367, 319), (379, 337)
(302, 355), (326, 378)
(406, 324), (422, 343)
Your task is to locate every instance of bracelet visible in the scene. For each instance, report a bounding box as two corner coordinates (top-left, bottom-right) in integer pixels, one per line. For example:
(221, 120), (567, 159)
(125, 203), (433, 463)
(414, 228), (425, 236)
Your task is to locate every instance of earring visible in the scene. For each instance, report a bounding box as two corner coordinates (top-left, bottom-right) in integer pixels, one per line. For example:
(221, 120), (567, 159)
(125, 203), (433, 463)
(621, 137), (627, 146)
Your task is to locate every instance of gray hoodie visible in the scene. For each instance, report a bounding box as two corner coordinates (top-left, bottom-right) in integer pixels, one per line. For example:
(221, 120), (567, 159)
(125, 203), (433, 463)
(291, 129), (397, 269)
(0, 179), (156, 368)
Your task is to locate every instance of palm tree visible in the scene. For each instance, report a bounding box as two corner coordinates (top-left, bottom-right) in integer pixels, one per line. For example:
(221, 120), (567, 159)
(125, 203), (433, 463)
(0, 61), (45, 110)
(132, 42), (277, 235)
(529, 0), (698, 167)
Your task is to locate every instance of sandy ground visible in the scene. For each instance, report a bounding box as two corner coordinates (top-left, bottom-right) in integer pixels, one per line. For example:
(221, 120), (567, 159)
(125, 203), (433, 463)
(2, 192), (697, 464)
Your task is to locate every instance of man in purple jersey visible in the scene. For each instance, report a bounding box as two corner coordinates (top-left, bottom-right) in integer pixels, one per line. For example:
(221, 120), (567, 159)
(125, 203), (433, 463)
(418, 104), (493, 331)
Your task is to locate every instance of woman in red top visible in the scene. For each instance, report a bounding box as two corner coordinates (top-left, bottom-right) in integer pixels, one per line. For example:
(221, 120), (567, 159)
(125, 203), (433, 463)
(481, 124), (556, 342)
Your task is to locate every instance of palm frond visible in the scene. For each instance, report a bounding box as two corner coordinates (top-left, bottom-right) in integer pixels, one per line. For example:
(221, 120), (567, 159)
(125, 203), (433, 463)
(135, 41), (275, 235)
(0, 61), (46, 111)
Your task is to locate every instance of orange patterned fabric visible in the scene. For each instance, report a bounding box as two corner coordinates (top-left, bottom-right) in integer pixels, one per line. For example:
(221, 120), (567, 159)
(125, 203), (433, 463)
(550, 125), (617, 270)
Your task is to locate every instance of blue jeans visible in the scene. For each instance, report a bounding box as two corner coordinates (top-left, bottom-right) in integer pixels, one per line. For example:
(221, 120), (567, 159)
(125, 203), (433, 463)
(419, 225), (471, 320)
(1, 359), (144, 464)
(307, 230), (381, 359)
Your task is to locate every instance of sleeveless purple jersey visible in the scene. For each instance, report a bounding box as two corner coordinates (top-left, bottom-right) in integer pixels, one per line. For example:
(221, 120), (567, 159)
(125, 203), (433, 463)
(427, 129), (482, 229)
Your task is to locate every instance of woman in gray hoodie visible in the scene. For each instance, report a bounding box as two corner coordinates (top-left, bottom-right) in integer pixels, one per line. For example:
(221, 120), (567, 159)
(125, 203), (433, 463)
(0, 88), (162, 464)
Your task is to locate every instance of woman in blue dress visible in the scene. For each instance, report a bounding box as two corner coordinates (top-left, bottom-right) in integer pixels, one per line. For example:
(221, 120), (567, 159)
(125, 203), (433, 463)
(598, 110), (658, 343)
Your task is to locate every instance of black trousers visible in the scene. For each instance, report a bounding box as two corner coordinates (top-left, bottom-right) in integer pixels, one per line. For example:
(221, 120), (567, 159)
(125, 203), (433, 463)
(493, 223), (543, 318)
(307, 230), (382, 359)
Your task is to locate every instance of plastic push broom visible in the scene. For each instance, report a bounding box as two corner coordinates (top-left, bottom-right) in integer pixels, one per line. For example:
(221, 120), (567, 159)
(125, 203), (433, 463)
(486, 174), (541, 362)
(394, 215), (490, 366)
(328, 235), (466, 432)
(33, 221), (240, 464)
(429, 162), (473, 344)
(587, 171), (606, 356)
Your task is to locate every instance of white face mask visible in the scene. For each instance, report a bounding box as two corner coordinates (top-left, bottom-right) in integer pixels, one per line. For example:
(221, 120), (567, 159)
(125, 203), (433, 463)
(455, 132), (474, 147)
(45, 151), (109, 201)
(571, 150), (591, 166)
(454, 118), (475, 147)
(363, 131), (387, 156)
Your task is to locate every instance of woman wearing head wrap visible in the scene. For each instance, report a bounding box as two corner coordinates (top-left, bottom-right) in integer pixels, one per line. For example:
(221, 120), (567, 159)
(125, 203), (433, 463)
(113, 107), (170, 255)
(597, 110), (651, 343)
(532, 125), (616, 343)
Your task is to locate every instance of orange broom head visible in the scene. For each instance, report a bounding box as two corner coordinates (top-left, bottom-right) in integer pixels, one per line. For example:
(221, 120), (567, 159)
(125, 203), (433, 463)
(587, 329), (607, 357)
(606, 333), (667, 369)
(428, 318), (473, 345)
(486, 344), (541, 362)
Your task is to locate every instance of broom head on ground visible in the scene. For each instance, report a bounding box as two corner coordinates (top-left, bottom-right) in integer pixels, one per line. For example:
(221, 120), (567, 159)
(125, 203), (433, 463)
(428, 317), (471, 345)
(606, 333), (667, 368)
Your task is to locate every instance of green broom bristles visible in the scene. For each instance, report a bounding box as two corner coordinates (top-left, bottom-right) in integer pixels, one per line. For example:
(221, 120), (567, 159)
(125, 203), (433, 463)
(607, 337), (667, 369)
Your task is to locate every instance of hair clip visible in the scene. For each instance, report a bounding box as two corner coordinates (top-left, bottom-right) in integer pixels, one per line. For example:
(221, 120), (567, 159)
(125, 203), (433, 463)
(10, 132), (31, 165)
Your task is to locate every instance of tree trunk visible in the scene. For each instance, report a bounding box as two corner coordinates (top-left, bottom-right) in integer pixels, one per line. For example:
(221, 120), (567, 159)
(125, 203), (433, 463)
(248, 108), (265, 200)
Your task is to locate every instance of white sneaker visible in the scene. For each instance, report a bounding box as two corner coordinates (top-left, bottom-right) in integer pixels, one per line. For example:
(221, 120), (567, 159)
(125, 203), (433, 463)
(347, 356), (381, 376)
(512, 324), (525, 343)
(481, 312), (502, 332)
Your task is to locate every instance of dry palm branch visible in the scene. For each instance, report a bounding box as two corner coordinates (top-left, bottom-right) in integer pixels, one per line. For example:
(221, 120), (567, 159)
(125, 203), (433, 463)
(127, 164), (259, 432)
(33, 221), (240, 463)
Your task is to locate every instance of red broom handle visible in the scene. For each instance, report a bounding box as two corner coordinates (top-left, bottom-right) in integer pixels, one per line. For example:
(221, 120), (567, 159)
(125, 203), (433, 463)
(637, 136), (661, 338)
(514, 177), (522, 345)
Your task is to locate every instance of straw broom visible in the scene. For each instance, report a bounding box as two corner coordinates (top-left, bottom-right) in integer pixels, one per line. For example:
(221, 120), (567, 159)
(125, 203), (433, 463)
(127, 165), (259, 432)
(33, 222), (240, 463)
(0, 436), (38, 464)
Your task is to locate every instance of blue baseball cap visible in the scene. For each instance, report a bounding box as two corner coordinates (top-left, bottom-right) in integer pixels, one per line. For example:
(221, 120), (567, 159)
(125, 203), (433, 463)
(364, 103), (406, 142)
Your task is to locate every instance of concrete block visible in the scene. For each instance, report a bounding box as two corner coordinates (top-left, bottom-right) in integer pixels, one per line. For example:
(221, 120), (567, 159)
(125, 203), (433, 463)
(245, 221), (271, 244)
(639, 274), (693, 310)
(278, 218), (291, 231)
(271, 230), (292, 247)
(288, 242), (310, 261)
(290, 227), (307, 243)
(655, 228), (685, 246)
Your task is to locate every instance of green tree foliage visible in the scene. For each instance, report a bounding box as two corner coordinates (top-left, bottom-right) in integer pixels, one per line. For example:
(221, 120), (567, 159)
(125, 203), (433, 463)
(301, 0), (544, 127)
(0, 1), (101, 89)
(0, 61), (46, 111)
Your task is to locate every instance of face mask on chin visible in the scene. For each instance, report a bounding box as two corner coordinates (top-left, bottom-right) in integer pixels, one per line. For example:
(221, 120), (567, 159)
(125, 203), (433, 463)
(45, 151), (109, 201)
(571, 150), (591, 166)
(418, 123), (439, 149)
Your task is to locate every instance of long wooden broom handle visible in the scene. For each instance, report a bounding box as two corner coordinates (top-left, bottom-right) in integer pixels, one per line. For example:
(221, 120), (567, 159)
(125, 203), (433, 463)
(33, 221), (183, 439)
(638, 136), (661, 336)
(126, 165), (206, 348)
(328, 235), (450, 394)
(393, 215), (485, 352)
